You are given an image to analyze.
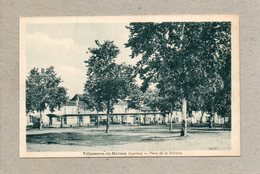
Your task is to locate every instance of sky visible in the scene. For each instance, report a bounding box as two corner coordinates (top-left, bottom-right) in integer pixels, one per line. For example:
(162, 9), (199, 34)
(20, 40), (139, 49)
(26, 23), (141, 98)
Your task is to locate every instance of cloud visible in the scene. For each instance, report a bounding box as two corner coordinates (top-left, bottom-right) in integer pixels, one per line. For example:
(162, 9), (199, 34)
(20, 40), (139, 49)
(26, 32), (86, 67)
(27, 32), (77, 48)
(26, 32), (87, 98)
(25, 29), (142, 98)
(55, 65), (86, 98)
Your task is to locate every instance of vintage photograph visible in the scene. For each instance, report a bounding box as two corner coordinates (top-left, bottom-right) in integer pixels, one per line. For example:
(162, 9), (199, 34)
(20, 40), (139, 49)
(19, 15), (239, 157)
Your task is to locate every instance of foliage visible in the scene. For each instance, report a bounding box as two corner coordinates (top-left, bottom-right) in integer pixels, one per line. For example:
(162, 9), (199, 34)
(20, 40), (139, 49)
(82, 91), (105, 112)
(84, 40), (136, 132)
(26, 66), (68, 113)
(125, 22), (231, 117)
(126, 83), (143, 109)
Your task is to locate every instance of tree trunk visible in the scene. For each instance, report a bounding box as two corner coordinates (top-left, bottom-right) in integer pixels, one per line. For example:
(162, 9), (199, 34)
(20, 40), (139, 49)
(208, 104), (214, 128)
(61, 116), (63, 128)
(39, 111), (43, 130)
(227, 116), (231, 128)
(105, 100), (110, 133)
(96, 111), (99, 128)
(180, 98), (187, 136)
(200, 111), (204, 124)
(169, 106), (173, 130)
(163, 115), (166, 125)
(121, 116), (124, 124)
(209, 113), (214, 128)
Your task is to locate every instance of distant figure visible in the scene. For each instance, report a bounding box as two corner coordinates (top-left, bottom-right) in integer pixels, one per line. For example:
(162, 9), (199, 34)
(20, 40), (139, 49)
(181, 120), (185, 129)
(180, 120), (186, 136)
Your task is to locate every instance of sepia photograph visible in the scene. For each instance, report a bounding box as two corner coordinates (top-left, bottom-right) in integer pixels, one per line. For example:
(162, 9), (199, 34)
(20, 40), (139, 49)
(19, 15), (240, 157)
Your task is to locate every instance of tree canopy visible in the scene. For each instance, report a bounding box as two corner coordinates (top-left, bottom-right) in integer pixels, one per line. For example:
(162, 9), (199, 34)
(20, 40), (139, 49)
(84, 41), (135, 109)
(26, 66), (68, 114)
(126, 22), (231, 132)
(84, 40), (136, 132)
(26, 66), (68, 129)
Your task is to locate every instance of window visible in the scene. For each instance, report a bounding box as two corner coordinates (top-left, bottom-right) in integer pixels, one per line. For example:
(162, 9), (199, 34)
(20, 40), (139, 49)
(57, 117), (60, 122)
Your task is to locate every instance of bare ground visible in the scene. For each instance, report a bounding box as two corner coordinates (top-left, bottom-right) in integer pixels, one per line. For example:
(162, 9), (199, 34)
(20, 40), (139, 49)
(26, 125), (231, 152)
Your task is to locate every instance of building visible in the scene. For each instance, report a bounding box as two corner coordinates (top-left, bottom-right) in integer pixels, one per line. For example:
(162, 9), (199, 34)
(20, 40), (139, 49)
(27, 94), (91, 128)
(47, 94), (91, 127)
(140, 106), (165, 125)
(121, 106), (165, 125)
(110, 99), (128, 124)
(166, 110), (228, 124)
(28, 94), (223, 128)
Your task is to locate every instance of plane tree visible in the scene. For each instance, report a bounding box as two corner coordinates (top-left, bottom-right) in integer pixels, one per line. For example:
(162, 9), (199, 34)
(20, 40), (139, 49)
(84, 40), (135, 133)
(126, 83), (143, 110)
(126, 22), (231, 135)
(26, 66), (68, 129)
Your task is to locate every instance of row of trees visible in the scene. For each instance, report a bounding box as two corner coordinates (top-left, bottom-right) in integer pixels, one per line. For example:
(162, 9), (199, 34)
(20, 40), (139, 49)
(26, 22), (231, 135)
(83, 22), (231, 135)
(125, 22), (231, 135)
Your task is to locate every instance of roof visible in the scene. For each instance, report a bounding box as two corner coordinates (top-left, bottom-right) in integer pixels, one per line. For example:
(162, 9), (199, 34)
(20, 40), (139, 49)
(46, 112), (166, 117)
(70, 94), (127, 107)
(70, 94), (84, 101)
(63, 100), (88, 108)
(78, 101), (88, 108)
(65, 100), (77, 106)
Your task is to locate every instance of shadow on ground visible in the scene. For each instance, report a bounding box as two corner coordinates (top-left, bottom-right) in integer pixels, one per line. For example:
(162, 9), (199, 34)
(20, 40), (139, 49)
(26, 132), (177, 146)
(26, 125), (230, 147)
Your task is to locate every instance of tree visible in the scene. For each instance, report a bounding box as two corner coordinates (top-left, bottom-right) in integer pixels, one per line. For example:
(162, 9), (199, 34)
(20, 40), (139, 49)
(126, 83), (143, 110)
(142, 88), (181, 129)
(26, 66), (68, 129)
(142, 89), (159, 110)
(126, 22), (231, 136)
(84, 40), (135, 133)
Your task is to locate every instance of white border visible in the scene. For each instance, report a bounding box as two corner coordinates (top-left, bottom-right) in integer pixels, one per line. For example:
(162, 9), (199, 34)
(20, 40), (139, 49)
(19, 15), (240, 158)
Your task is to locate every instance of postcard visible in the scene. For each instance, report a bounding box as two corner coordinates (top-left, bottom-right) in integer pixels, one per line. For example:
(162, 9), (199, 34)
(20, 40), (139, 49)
(20, 15), (239, 157)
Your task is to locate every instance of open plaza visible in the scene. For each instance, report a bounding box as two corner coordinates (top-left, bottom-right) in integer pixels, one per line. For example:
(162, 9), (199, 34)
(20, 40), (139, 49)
(26, 124), (231, 152)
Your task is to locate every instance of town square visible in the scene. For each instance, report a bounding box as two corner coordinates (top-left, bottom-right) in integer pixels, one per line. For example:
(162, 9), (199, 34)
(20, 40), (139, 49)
(20, 16), (239, 156)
